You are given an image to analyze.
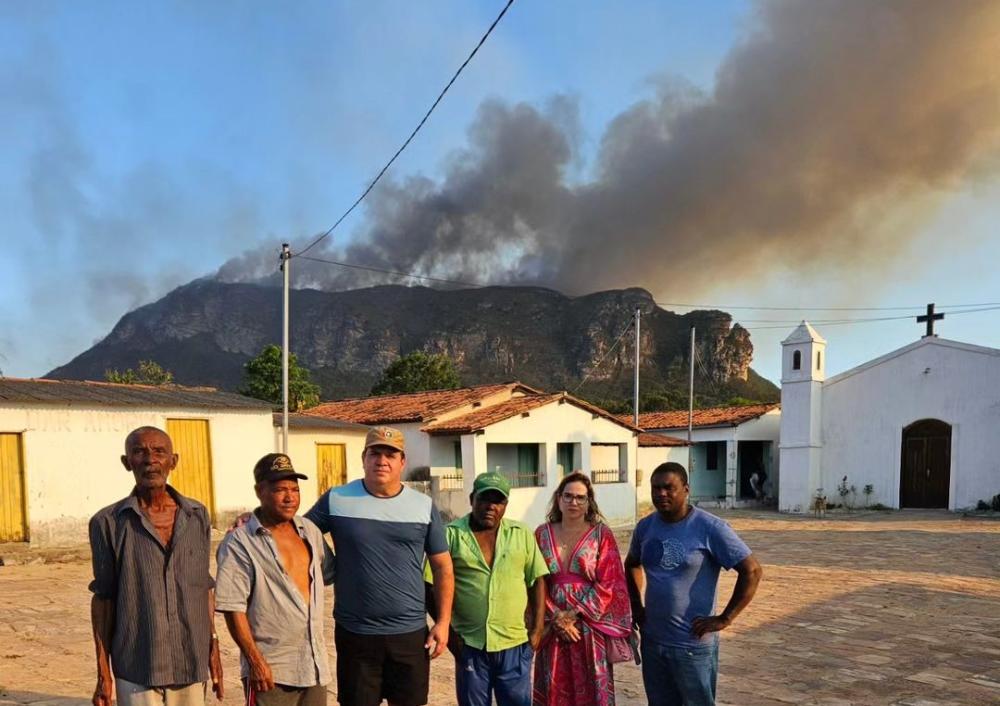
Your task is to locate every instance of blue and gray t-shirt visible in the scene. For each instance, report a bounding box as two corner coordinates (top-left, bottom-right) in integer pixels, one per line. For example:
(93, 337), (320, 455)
(306, 479), (447, 635)
(628, 506), (751, 648)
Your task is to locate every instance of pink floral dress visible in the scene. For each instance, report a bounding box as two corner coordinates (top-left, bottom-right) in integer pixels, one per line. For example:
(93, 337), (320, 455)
(532, 522), (632, 706)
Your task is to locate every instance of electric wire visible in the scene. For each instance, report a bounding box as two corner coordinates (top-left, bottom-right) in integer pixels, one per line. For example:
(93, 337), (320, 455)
(739, 305), (1000, 331)
(294, 0), (516, 260)
(656, 301), (1000, 312)
(295, 253), (1000, 330)
(297, 255), (483, 288)
(572, 320), (635, 394)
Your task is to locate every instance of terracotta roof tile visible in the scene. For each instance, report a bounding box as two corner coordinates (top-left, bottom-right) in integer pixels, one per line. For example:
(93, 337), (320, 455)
(626, 403), (779, 430)
(306, 382), (541, 425)
(423, 392), (641, 435)
(638, 432), (690, 447)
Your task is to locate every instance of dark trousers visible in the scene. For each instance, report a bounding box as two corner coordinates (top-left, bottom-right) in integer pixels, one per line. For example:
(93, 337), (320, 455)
(242, 681), (326, 706)
(455, 641), (533, 706)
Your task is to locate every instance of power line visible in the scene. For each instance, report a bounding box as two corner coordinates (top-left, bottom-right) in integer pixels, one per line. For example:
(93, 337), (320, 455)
(573, 320), (634, 394)
(295, 254), (1000, 331)
(297, 255), (484, 288)
(656, 301), (1000, 312)
(732, 305), (1000, 325)
(295, 0), (516, 259)
(739, 305), (1000, 331)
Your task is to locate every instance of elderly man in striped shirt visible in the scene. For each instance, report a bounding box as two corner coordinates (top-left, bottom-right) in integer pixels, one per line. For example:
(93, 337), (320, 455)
(88, 426), (223, 706)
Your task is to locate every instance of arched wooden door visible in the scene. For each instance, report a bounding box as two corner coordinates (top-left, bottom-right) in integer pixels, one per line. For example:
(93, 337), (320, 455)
(900, 419), (951, 508)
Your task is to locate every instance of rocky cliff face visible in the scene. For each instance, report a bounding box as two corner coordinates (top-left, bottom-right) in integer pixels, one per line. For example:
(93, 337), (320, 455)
(47, 280), (777, 406)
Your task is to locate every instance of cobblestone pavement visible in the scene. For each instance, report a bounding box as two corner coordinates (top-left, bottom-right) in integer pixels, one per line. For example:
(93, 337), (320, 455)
(2, 510), (998, 706)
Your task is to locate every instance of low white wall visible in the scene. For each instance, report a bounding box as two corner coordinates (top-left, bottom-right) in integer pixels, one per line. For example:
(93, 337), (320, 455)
(0, 404), (273, 544)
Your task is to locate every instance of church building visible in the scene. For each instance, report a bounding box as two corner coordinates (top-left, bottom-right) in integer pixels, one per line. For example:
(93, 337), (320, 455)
(778, 317), (1000, 513)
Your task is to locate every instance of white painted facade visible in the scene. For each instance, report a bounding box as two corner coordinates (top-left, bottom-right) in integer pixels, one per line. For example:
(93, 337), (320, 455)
(636, 445), (690, 505)
(0, 403), (274, 544)
(645, 412), (781, 507)
(420, 401), (639, 529)
(779, 328), (1000, 512)
(278, 425), (369, 511)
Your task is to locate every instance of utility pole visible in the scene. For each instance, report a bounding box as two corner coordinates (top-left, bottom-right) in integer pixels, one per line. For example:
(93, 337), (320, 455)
(280, 243), (291, 453)
(687, 326), (695, 472)
(633, 307), (641, 428)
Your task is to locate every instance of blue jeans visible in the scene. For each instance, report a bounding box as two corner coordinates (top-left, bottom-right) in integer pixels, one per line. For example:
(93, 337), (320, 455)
(455, 641), (533, 706)
(640, 637), (719, 706)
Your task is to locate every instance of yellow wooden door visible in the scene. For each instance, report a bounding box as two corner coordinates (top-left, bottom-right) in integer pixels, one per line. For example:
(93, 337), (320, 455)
(316, 444), (347, 494)
(166, 419), (215, 521)
(0, 433), (28, 542)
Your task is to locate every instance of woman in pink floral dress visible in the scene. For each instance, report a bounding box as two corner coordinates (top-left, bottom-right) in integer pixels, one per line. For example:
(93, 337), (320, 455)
(533, 472), (632, 706)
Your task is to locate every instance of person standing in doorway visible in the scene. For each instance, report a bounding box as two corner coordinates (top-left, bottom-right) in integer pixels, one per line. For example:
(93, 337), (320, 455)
(88, 426), (223, 706)
(216, 453), (335, 705)
(625, 462), (762, 706)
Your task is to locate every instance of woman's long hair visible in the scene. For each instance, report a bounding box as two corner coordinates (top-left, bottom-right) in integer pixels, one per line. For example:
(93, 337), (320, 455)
(546, 471), (606, 524)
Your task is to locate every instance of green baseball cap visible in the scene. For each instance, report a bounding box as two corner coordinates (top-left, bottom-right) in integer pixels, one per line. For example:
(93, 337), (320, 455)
(472, 471), (510, 498)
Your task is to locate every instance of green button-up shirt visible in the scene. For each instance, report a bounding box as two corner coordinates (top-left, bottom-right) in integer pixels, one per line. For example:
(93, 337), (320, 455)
(428, 515), (549, 652)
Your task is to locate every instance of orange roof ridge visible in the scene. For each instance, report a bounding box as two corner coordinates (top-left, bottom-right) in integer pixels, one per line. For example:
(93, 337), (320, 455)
(423, 392), (641, 435)
(626, 402), (780, 431)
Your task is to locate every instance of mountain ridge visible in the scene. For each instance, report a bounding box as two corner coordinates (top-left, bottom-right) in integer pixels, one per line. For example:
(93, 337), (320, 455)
(47, 280), (779, 410)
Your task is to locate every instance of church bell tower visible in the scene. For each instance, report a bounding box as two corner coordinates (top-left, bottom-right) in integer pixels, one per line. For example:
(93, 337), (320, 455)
(779, 321), (826, 512)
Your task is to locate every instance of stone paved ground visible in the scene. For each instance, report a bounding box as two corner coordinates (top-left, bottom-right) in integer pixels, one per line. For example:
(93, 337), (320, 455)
(2, 509), (999, 706)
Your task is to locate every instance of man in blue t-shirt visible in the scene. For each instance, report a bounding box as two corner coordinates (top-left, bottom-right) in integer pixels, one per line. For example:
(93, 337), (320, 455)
(626, 462), (762, 706)
(305, 426), (454, 706)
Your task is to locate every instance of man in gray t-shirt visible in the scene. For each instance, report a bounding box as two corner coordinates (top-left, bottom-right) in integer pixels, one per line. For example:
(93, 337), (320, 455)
(626, 462), (762, 706)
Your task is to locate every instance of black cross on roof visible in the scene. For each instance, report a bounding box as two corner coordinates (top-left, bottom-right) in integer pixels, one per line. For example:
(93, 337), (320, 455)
(917, 303), (944, 338)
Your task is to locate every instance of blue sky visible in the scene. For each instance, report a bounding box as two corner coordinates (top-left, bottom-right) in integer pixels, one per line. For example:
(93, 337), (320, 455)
(3, 1), (999, 387)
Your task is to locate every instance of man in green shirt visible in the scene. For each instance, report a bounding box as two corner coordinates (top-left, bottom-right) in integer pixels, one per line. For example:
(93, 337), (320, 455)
(426, 472), (548, 706)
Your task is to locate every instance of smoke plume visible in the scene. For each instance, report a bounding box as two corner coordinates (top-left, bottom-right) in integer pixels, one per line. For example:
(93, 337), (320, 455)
(218, 0), (1000, 294)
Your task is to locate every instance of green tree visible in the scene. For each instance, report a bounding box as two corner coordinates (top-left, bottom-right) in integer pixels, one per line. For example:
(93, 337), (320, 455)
(105, 360), (174, 385)
(371, 351), (460, 395)
(240, 345), (321, 411)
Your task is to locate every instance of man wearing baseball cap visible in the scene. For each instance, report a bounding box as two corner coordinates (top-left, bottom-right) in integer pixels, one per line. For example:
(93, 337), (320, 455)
(426, 471), (549, 706)
(305, 426), (454, 706)
(216, 453), (336, 705)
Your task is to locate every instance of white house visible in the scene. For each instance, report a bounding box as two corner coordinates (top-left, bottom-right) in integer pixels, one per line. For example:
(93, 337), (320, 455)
(273, 413), (370, 512)
(636, 432), (690, 505)
(0, 378), (275, 544)
(779, 322), (1000, 513)
(633, 404), (780, 507)
(306, 383), (642, 527)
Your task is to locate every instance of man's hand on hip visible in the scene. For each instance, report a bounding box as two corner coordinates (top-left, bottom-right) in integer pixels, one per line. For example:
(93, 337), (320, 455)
(691, 615), (732, 638)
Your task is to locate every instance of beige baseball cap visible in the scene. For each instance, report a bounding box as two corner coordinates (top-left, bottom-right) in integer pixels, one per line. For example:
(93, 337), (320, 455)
(365, 425), (406, 453)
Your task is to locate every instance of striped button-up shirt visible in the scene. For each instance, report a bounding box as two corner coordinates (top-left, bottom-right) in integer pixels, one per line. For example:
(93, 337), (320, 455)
(88, 486), (214, 687)
(215, 512), (335, 687)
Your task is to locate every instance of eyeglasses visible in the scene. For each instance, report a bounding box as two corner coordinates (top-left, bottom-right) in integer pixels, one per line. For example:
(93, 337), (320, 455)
(560, 492), (589, 505)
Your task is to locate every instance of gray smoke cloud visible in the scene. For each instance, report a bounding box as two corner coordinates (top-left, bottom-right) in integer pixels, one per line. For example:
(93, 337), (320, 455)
(217, 0), (1000, 294)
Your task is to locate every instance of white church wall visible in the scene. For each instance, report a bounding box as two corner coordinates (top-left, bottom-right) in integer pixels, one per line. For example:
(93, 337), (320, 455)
(820, 340), (1000, 510)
